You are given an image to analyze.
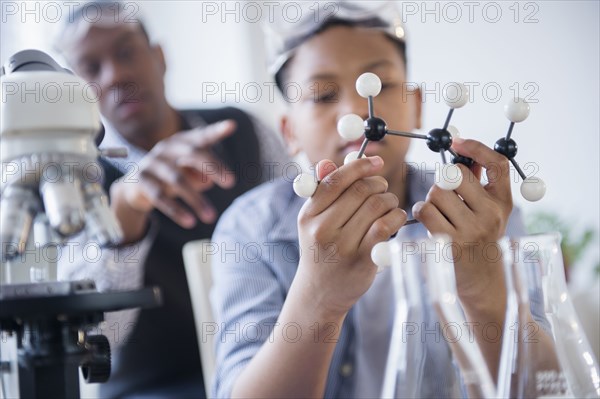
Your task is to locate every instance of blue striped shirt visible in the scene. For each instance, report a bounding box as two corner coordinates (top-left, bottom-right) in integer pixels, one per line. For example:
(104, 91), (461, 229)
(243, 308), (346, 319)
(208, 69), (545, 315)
(210, 170), (539, 398)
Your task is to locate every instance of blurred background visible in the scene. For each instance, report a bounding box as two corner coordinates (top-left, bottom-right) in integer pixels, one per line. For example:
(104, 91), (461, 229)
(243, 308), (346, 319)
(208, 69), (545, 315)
(2, 0), (598, 353)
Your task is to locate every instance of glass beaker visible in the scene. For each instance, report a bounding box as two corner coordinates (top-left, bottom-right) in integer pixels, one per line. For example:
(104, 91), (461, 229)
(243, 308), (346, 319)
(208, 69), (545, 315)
(381, 235), (496, 398)
(498, 233), (600, 398)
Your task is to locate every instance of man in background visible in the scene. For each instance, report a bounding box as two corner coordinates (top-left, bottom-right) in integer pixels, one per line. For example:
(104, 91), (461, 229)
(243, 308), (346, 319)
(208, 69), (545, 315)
(55, 1), (286, 397)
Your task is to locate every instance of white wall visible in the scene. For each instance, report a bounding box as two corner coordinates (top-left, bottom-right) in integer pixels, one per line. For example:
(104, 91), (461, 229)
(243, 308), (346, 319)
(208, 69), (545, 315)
(1, 1), (598, 284)
(401, 1), (600, 287)
(149, 2), (600, 286)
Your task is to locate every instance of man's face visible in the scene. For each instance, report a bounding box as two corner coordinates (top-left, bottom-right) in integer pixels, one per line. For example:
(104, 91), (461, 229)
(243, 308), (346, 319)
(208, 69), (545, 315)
(62, 22), (167, 140)
(282, 26), (421, 183)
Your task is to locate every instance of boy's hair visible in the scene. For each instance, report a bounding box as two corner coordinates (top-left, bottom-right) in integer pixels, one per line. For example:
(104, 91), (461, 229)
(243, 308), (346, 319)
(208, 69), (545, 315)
(275, 17), (408, 97)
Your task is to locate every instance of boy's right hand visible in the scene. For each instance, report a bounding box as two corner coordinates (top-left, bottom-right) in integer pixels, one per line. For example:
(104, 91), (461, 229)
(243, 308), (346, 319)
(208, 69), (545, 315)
(295, 157), (407, 318)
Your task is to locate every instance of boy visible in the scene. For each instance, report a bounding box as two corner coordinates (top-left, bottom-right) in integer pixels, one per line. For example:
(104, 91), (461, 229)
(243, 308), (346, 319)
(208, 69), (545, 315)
(211, 2), (551, 398)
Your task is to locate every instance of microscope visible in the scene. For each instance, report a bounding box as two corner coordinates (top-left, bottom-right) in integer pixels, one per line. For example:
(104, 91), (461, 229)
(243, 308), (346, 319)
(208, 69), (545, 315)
(0, 50), (161, 398)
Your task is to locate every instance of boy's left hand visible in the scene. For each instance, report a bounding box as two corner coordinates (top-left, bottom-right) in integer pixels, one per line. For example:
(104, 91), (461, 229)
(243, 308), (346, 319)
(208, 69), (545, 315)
(413, 138), (513, 315)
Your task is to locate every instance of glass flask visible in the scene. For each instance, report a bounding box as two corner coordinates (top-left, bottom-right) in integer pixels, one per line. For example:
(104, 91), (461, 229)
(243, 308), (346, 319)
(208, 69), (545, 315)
(381, 235), (496, 398)
(498, 233), (600, 398)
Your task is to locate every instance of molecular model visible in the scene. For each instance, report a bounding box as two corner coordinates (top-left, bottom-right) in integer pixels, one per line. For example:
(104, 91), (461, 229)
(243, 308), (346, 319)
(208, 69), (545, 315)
(293, 72), (470, 199)
(496, 98), (546, 201)
(292, 73), (546, 268)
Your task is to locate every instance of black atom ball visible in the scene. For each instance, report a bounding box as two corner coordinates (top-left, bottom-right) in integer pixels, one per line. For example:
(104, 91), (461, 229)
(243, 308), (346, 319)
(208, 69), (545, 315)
(452, 155), (474, 168)
(494, 138), (518, 159)
(364, 117), (387, 141)
(426, 128), (453, 153)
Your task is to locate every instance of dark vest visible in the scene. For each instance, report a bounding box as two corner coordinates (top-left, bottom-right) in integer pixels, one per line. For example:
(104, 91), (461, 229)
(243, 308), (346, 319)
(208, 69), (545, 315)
(98, 107), (261, 398)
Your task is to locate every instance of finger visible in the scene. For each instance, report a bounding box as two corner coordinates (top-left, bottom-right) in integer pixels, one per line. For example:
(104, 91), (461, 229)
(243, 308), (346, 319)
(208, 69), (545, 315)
(143, 158), (213, 199)
(174, 187), (217, 225)
(451, 138), (512, 202)
(342, 192), (400, 249)
(143, 158), (185, 195)
(153, 196), (198, 229)
(122, 179), (154, 213)
(452, 163), (491, 212)
(177, 151), (236, 189)
(361, 208), (408, 251)
(180, 167), (216, 192)
(471, 163), (483, 181)
(426, 185), (475, 228)
(178, 120), (237, 149)
(305, 156), (384, 216)
(146, 159), (219, 223)
(320, 176), (389, 229)
(316, 160), (338, 181)
(133, 175), (197, 228)
(412, 200), (455, 236)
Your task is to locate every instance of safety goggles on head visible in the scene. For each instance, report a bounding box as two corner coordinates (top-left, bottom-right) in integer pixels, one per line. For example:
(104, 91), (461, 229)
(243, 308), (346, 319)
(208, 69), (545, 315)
(263, 0), (406, 77)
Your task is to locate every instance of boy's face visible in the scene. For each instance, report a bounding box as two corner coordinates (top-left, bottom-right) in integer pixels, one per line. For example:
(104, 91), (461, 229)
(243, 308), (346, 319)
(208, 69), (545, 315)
(281, 25), (421, 183)
(62, 21), (168, 141)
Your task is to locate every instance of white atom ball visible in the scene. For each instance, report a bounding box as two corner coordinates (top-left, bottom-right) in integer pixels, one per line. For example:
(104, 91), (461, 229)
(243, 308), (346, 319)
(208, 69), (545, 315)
(293, 173), (318, 198)
(338, 114), (365, 141)
(447, 125), (460, 139)
(371, 241), (392, 272)
(435, 164), (463, 190)
(443, 83), (469, 109)
(504, 98), (530, 123)
(344, 151), (367, 165)
(520, 177), (546, 201)
(356, 72), (382, 98)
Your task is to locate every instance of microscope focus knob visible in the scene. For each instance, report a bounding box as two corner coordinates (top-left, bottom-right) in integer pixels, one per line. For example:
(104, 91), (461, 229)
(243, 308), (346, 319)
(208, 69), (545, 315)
(81, 335), (111, 383)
